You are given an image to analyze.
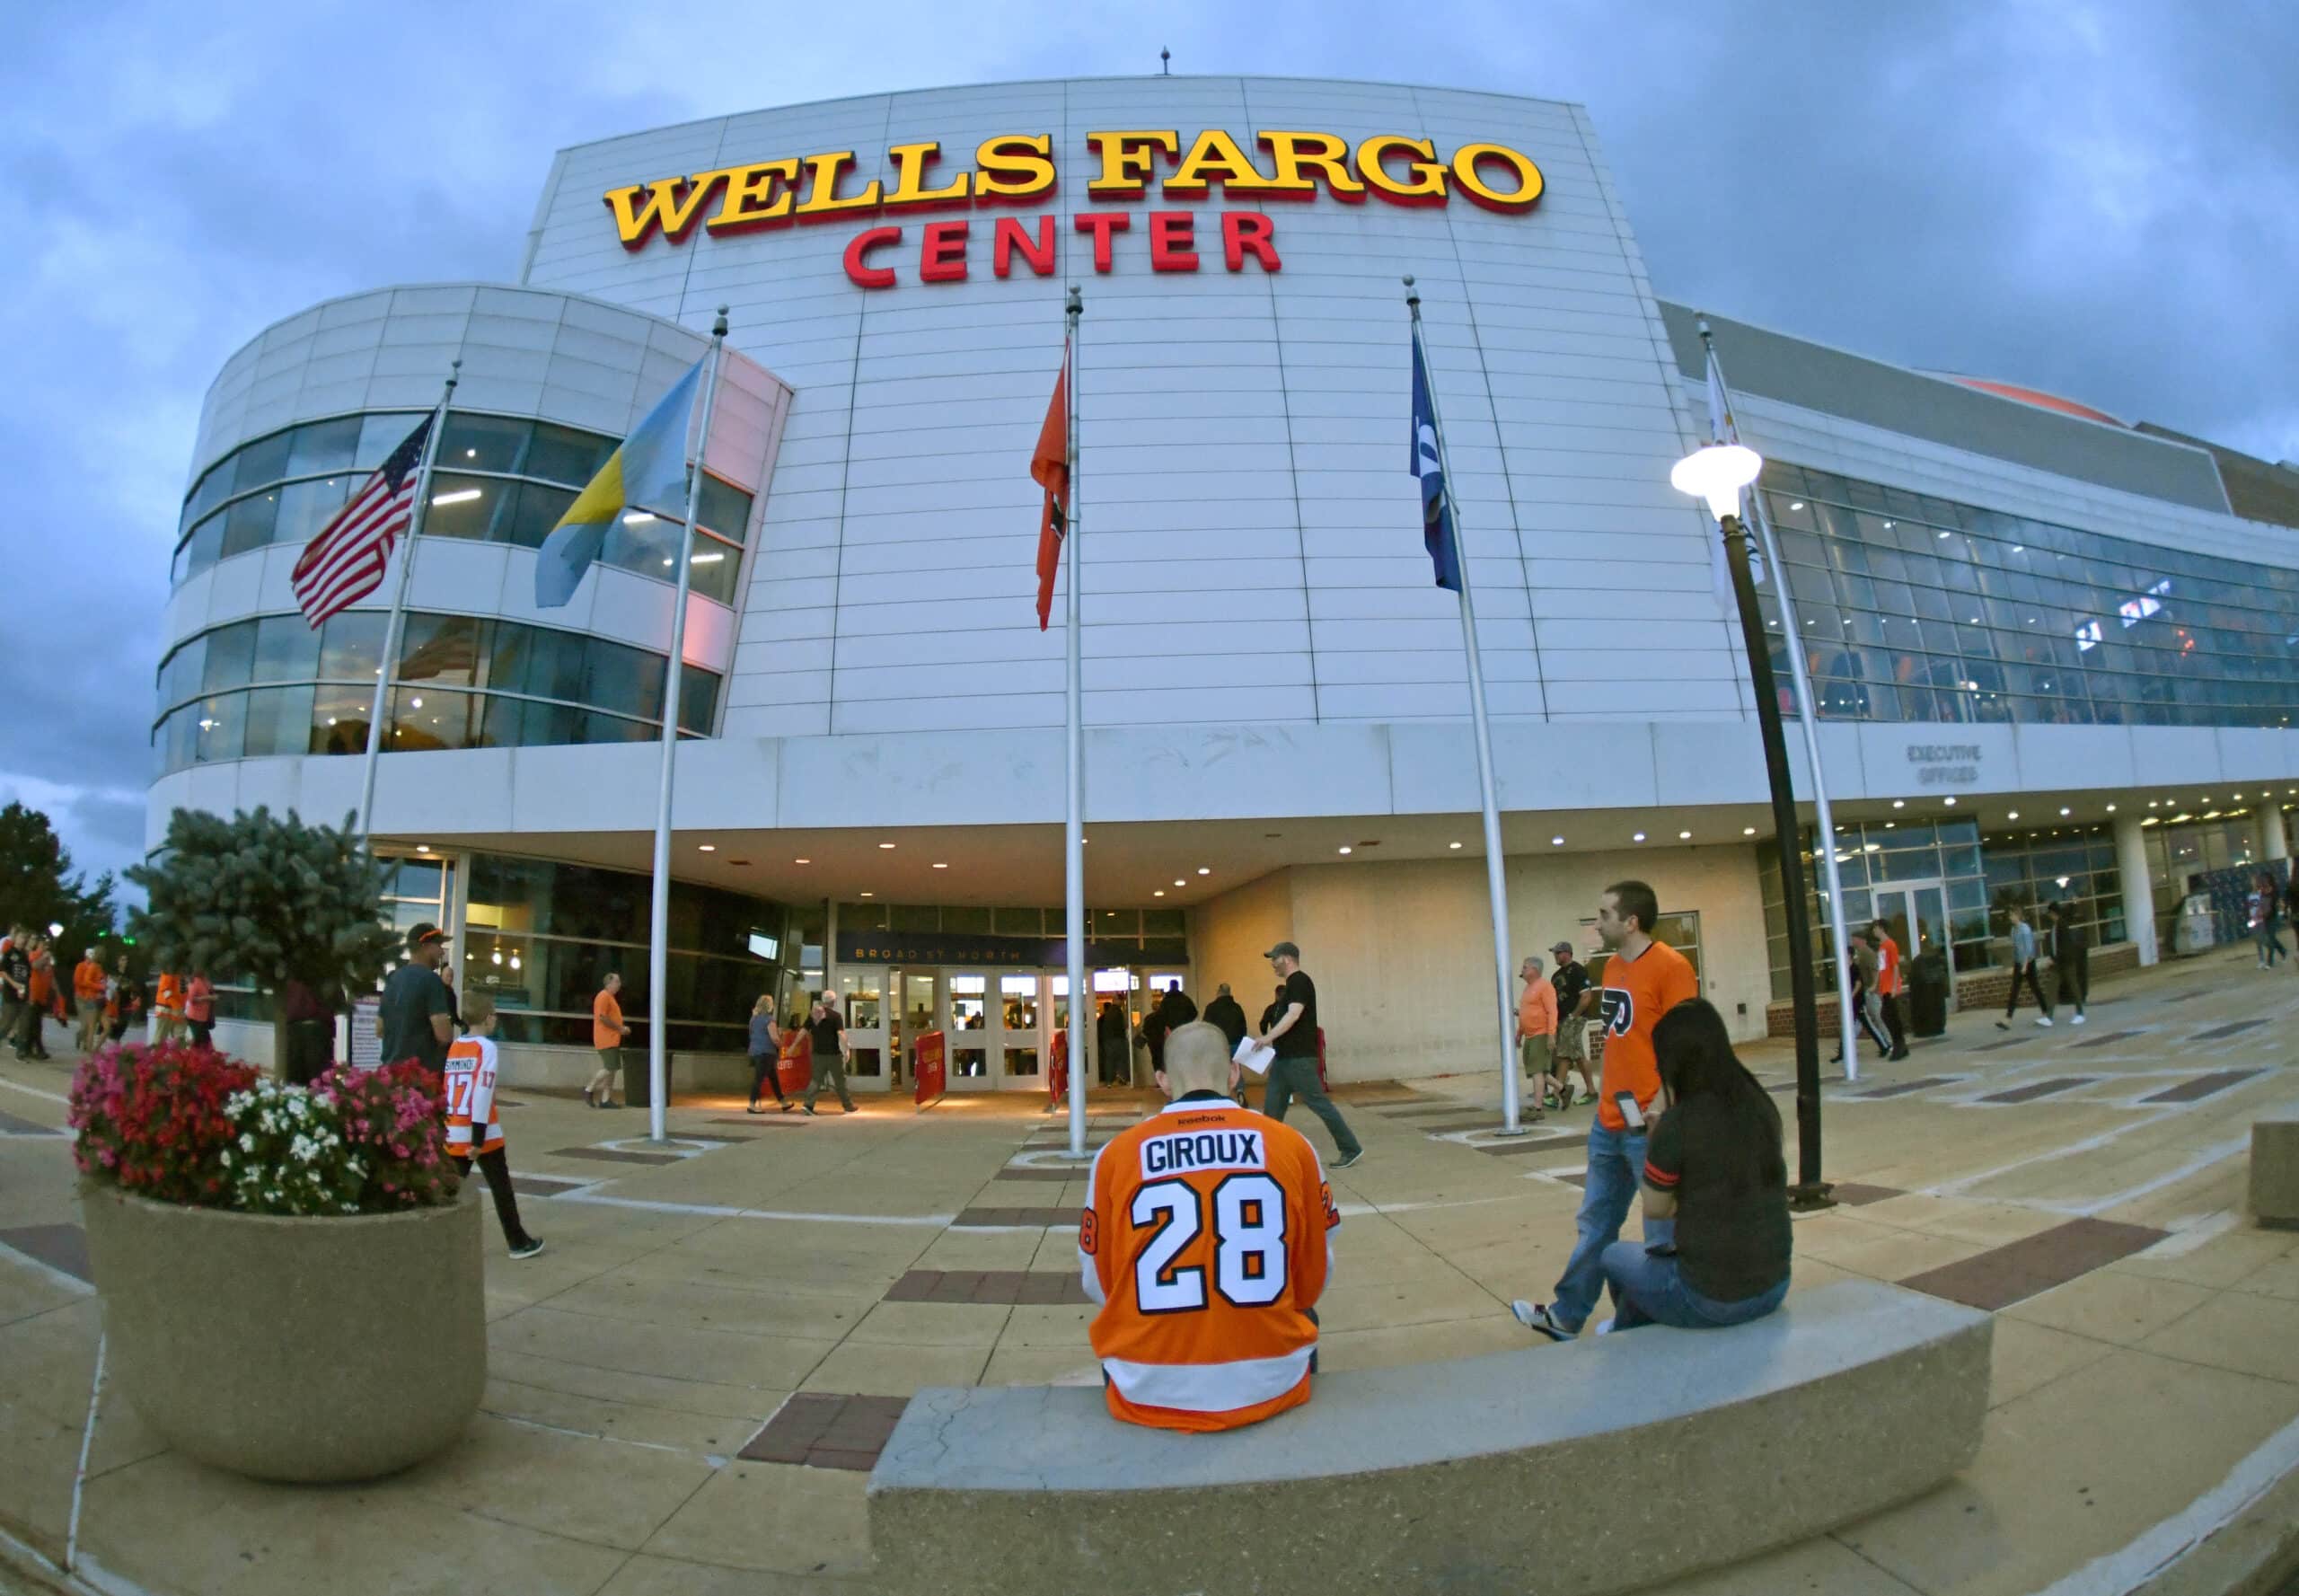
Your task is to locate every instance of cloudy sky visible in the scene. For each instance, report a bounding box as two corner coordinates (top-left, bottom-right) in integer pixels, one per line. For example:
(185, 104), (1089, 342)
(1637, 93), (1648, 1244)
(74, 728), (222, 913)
(4, 1), (2294, 897)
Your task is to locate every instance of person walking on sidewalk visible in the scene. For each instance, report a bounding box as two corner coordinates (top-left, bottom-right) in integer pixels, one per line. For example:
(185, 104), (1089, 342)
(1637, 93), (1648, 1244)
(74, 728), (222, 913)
(442, 991), (544, 1260)
(747, 994), (791, 1113)
(153, 969), (185, 1046)
(1833, 930), (1891, 1064)
(2049, 903), (2089, 1026)
(1547, 940), (1599, 1111)
(586, 974), (626, 1108)
(184, 969), (216, 1050)
(73, 948), (106, 1054)
(1203, 983), (1249, 1053)
(1255, 942), (1362, 1168)
(1998, 906), (2054, 1029)
(1515, 955), (1554, 1121)
(1869, 922), (1910, 1060)
(2248, 873), (2288, 969)
(1512, 879), (1696, 1343)
(801, 992), (856, 1115)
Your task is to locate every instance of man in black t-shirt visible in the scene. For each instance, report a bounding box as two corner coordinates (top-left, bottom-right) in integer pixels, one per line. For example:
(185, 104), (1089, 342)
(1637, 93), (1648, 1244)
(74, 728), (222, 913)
(1255, 941), (1362, 1168)
(801, 992), (856, 1114)
(1547, 940), (1597, 1109)
(1, 928), (33, 1062)
(377, 923), (455, 1073)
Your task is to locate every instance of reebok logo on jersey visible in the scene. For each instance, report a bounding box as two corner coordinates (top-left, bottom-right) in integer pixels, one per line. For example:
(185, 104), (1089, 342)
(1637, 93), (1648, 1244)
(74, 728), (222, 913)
(1141, 1128), (1265, 1178)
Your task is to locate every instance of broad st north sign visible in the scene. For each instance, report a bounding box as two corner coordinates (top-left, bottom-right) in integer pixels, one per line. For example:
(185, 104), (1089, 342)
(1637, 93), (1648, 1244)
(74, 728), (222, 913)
(600, 129), (1546, 289)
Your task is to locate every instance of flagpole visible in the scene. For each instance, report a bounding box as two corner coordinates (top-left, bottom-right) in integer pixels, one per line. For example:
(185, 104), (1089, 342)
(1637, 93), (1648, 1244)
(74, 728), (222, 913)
(1406, 278), (1524, 1136)
(1062, 286), (1089, 1162)
(1700, 322), (1862, 1084)
(355, 360), (459, 842)
(646, 308), (729, 1145)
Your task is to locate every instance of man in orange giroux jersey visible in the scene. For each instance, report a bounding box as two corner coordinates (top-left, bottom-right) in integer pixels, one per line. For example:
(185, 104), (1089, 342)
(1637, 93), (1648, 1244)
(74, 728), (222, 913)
(1513, 878), (1697, 1342)
(1079, 1020), (1340, 1432)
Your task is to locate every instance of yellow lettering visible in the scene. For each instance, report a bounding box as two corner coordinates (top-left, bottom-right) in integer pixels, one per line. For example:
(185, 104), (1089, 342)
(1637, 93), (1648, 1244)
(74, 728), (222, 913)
(602, 171), (734, 250)
(1449, 142), (1544, 213)
(794, 150), (884, 222)
(1356, 135), (1449, 207)
(1163, 128), (1275, 197)
(973, 134), (1056, 203)
(706, 159), (802, 234)
(1255, 130), (1365, 201)
(884, 141), (972, 210)
(1087, 130), (1179, 198)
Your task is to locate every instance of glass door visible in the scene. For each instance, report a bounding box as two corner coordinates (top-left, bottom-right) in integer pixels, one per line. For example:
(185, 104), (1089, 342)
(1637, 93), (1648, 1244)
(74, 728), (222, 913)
(1091, 967), (1137, 1087)
(1000, 973), (1043, 1088)
(837, 967), (891, 1091)
(945, 972), (996, 1089)
(1872, 882), (1953, 1011)
(895, 969), (938, 1083)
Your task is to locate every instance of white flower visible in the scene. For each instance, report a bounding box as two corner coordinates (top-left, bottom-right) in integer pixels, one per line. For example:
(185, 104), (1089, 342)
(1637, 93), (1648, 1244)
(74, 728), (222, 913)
(221, 1151), (233, 1168)
(239, 1133), (256, 1153)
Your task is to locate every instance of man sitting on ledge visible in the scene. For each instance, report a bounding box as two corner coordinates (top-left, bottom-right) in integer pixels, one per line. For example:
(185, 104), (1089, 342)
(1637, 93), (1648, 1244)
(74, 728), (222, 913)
(1079, 1020), (1340, 1432)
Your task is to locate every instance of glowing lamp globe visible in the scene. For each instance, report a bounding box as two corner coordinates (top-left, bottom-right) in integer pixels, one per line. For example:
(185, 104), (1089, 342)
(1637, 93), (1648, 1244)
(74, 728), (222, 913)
(1670, 443), (1764, 521)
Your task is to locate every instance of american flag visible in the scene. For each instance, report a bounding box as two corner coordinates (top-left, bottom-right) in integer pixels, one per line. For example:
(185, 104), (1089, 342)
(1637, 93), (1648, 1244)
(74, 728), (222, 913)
(290, 414), (436, 629)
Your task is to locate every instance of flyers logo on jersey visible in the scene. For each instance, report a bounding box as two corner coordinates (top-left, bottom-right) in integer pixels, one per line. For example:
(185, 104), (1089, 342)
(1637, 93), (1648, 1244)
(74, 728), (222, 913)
(1141, 1127), (1266, 1179)
(1599, 987), (1635, 1038)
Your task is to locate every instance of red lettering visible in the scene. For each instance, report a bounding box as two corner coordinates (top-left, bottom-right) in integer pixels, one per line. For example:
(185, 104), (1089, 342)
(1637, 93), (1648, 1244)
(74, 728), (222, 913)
(920, 220), (970, 282)
(1221, 212), (1281, 272)
(1074, 210), (1131, 273)
(843, 225), (902, 289)
(994, 215), (1056, 278)
(1149, 211), (1198, 271)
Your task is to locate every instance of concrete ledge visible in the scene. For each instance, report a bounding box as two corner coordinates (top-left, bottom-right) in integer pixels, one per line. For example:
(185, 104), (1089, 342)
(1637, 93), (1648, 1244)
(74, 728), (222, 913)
(866, 1280), (1992, 1596)
(2251, 1118), (2299, 1227)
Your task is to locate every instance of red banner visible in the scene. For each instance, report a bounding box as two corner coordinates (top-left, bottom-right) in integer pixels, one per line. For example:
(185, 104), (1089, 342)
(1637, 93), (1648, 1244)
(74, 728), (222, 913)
(913, 1030), (947, 1107)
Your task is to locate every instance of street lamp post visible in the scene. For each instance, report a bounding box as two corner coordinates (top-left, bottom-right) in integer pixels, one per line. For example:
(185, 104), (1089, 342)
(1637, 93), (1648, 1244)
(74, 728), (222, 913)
(1672, 444), (1833, 1209)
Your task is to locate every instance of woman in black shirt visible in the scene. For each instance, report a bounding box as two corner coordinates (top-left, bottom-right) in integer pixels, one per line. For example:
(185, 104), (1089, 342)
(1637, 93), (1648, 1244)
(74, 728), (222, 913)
(1598, 999), (1792, 1333)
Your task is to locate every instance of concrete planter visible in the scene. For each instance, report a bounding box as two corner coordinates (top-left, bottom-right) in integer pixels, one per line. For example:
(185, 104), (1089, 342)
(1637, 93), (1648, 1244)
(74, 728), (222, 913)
(79, 1184), (486, 1482)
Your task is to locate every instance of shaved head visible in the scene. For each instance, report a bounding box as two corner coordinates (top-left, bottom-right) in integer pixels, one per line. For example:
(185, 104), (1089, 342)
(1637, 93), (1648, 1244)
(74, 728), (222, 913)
(1159, 1020), (1236, 1098)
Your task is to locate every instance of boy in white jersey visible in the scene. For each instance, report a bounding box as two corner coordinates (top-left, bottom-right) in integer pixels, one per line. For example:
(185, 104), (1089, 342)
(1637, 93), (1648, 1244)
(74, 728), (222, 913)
(444, 992), (544, 1260)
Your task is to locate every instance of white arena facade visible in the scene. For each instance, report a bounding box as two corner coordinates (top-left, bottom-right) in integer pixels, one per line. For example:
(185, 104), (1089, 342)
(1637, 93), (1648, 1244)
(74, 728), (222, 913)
(150, 75), (2299, 1092)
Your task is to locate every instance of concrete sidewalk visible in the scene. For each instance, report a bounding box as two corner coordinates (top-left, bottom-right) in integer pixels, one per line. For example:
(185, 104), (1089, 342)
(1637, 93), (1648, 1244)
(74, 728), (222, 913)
(4, 948), (2298, 1594)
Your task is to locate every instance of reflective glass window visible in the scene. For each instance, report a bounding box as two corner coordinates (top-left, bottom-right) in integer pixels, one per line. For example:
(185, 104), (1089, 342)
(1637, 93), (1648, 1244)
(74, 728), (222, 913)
(584, 637), (665, 719)
(184, 462), (233, 526)
(181, 512), (225, 581)
(274, 476), (357, 549)
(388, 686), (482, 753)
(160, 634), (207, 710)
(496, 481), (577, 550)
(524, 423), (615, 487)
(230, 430), (295, 493)
(220, 491), (280, 559)
(192, 693), (246, 763)
(251, 614), (322, 683)
(421, 474), (499, 540)
(286, 416), (363, 478)
(696, 476), (753, 542)
(201, 622), (258, 692)
(242, 684), (317, 758)
(395, 614), (486, 689)
(310, 683), (374, 754)
(356, 412), (427, 468)
(679, 666), (719, 735)
(688, 530), (741, 604)
(319, 610), (388, 683)
(438, 413), (531, 475)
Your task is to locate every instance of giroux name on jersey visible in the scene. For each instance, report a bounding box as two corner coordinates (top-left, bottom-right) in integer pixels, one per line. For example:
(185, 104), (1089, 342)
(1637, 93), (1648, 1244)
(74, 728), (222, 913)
(1140, 1127), (1267, 1179)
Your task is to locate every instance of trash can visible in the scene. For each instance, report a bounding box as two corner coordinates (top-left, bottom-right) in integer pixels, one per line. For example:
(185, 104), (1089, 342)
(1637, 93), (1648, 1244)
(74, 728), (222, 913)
(1908, 950), (1951, 1038)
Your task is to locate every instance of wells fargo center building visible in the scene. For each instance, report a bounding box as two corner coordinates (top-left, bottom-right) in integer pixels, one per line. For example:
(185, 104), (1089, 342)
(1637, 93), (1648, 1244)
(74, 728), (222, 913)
(149, 75), (2299, 1090)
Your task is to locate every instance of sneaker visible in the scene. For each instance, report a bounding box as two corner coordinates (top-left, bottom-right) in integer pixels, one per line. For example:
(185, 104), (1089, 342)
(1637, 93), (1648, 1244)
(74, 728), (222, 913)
(801, 1104), (816, 1116)
(1510, 1301), (1576, 1343)
(1995, 1020), (2010, 1031)
(1333, 1149), (1365, 1168)
(1889, 1048), (1909, 1062)
(2036, 1016), (2054, 1027)
(2070, 1014), (2086, 1026)
(1594, 1318), (1616, 1336)
(508, 1237), (545, 1261)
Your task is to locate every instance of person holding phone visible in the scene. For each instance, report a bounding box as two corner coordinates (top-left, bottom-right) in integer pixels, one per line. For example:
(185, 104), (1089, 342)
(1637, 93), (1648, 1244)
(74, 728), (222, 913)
(1596, 999), (1791, 1333)
(1512, 879), (1696, 1343)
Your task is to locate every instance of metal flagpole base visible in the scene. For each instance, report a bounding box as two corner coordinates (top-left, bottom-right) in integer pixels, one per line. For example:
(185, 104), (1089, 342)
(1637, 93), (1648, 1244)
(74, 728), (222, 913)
(1788, 1181), (1837, 1212)
(1487, 1125), (1532, 1139)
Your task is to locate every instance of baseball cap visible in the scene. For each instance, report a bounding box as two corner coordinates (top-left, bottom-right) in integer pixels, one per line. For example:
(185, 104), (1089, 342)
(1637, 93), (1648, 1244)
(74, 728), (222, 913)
(1263, 940), (1299, 960)
(408, 921), (450, 949)
(1549, 939), (1575, 955)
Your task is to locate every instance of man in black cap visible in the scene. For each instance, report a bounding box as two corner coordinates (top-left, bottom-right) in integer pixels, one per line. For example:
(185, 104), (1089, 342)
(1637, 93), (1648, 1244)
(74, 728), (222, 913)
(377, 921), (456, 1074)
(1255, 941), (1362, 1168)
(1547, 938), (1596, 1111)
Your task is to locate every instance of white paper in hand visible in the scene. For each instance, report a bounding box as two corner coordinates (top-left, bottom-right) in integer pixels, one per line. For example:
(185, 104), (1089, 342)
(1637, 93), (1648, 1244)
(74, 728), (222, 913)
(1234, 1038), (1276, 1076)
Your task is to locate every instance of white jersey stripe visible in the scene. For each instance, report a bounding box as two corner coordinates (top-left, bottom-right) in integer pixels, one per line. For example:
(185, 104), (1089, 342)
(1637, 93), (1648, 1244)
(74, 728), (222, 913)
(1101, 1348), (1313, 1415)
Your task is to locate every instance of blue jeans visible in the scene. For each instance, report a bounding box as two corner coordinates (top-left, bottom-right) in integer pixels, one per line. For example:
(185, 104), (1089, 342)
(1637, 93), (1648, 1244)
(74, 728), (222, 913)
(1549, 1121), (1645, 1331)
(1599, 1236), (1788, 1331)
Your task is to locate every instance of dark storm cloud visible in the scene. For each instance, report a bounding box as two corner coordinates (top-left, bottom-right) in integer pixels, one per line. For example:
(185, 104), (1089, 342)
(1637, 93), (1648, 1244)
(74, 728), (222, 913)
(3, 1), (2291, 892)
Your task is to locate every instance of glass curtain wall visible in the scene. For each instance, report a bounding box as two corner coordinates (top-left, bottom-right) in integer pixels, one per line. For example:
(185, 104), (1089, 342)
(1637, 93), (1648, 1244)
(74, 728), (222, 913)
(172, 410), (753, 604)
(1757, 818), (1989, 1001)
(1755, 465), (2299, 729)
(832, 902), (1189, 955)
(1979, 825), (2125, 949)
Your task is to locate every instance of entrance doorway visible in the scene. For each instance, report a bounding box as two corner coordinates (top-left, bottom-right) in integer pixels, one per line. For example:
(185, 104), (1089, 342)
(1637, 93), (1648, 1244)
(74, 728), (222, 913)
(1872, 882), (1953, 1012)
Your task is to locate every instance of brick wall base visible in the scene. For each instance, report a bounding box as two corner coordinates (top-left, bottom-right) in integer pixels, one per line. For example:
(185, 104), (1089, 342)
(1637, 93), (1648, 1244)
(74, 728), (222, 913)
(1766, 941), (2142, 1038)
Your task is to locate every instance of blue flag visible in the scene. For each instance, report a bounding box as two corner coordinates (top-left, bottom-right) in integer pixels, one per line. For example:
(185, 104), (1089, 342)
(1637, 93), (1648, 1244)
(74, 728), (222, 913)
(535, 354), (706, 608)
(1410, 335), (1461, 591)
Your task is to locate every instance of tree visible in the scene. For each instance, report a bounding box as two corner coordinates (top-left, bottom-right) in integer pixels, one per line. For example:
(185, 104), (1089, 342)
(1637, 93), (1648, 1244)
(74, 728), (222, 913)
(0, 801), (119, 959)
(126, 807), (401, 1029)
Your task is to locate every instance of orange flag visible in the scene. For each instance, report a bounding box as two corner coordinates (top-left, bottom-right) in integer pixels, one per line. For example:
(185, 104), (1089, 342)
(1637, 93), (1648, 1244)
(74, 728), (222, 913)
(1031, 340), (1070, 630)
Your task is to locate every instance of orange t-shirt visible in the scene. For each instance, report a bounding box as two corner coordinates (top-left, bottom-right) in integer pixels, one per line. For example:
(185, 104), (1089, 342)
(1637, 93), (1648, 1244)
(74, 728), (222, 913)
(1875, 935), (1904, 996)
(592, 989), (623, 1049)
(154, 974), (183, 1018)
(1080, 1097), (1339, 1433)
(1519, 979), (1557, 1037)
(1593, 939), (1699, 1132)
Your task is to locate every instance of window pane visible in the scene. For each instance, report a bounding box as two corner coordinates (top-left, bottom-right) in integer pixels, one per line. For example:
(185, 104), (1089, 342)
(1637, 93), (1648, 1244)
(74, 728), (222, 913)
(602, 508), (681, 577)
(394, 614), (485, 689)
(579, 710), (654, 745)
(483, 622), (535, 697)
(524, 629), (588, 703)
(229, 429), (295, 493)
(165, 705), (198, 772)
(242, 684), (316, 758)
(388, 686), (480, 753)
(192, 693), (246, 763)
(250, 613), (322, 683)
(201, 622), (258, 692)
(181, 511), (225, 582)
(286, 416), (363, 478)
(497, 481), (576, 550)
(584, 637), (665, 719)
(437, 413), (531, 475)
(274, 476), (357, 549)
(220, 490), (280, 559)
(311, 683), (374, 753)
(357, 412), (427, 469)
(696, 475), (753, 542)
(319, 610), (387, 682)
(524, 422), (615, 487)
(185, 460), (233, 525)
(160, 634), (207, 709)
(678, 665), (719, 735)
(688, 530), (740, 603)
(420, 473), (500, 541)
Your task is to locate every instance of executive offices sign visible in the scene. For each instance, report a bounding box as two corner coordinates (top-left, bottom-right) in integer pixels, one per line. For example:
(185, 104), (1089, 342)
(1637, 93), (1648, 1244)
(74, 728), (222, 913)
(601, 129), (1546, 289)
